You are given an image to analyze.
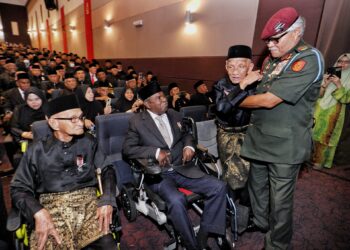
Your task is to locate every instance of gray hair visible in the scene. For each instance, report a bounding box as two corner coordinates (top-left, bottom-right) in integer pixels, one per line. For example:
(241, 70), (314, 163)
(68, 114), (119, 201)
(286, 16), (306, 37)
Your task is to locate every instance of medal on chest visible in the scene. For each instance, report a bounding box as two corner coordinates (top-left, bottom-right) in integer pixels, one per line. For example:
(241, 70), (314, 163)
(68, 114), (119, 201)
(76, 154), (85, 172)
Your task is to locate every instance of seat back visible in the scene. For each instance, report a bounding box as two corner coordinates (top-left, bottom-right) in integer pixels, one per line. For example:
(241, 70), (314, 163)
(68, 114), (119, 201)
(196, 119), (218, 158)
(31, 120), (51, 142)
(179, 105), (207, 122)
(114, 87), (124, 100)
(95, 112), (134, 162)
(160, 85), (168, 95)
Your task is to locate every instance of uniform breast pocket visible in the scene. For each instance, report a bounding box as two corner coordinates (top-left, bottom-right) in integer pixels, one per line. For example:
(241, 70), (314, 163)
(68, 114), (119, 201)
(259, 126), (292, 138)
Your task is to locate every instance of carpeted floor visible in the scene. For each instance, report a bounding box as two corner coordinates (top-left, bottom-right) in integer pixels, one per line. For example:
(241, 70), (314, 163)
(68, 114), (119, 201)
(1, 155), (350, 249)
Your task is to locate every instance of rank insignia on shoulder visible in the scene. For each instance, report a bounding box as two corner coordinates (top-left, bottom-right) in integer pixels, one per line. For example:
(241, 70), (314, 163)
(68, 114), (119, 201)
(291, 60), (306, 72)
(297, 45), (309, 52)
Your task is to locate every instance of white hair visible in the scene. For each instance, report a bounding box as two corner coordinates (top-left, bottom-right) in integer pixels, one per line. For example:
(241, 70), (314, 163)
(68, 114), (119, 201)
(286, 16), (306, 37)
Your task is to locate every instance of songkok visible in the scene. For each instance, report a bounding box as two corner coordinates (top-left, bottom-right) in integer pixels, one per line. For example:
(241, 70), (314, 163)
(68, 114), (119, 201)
(193, 80), (205, 90)
(17, 72), (30, 80)
(125, 74), (135, 81)
(138, 80), (161, 101)
(168, 82), (179, 93)
(96, 68), (105, 74)
(31, 64), (41, 69)
(47, 68), (57, 75)
(64, 72), (75, 79)
(97, 81), (110, 88)
(74, 67), (85, 73)
(46, 94), (80, 117)
(55, 65), (64, 70)
(111, 64), (118, 69)
(5, 59), (14, 64)
(261, 7), (299, 40)
(89, 63), (97, 68)
(227, 45), (252, 59)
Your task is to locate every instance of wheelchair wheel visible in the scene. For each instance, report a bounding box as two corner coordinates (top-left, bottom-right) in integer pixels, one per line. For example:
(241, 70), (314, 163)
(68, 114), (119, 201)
(120, 185), (137, 222)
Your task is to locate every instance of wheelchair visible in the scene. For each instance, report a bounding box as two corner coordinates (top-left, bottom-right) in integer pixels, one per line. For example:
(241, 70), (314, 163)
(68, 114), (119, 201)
(120, 106), (236, 249)
(7, 119), (122, 250)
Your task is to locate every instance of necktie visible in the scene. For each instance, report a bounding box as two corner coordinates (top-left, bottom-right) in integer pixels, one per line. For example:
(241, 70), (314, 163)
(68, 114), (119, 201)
(91, 74), (95, 85)
(156, 116), (172, 148)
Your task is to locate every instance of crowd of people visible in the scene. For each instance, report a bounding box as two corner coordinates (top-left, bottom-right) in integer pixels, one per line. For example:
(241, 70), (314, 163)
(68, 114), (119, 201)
(0, 6), (349, 250)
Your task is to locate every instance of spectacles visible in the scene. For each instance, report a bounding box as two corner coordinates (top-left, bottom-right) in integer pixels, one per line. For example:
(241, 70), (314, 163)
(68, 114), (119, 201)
(338, 60), (350, 64)
(264, 31), (289, 45)
(54, 114), (85, 123)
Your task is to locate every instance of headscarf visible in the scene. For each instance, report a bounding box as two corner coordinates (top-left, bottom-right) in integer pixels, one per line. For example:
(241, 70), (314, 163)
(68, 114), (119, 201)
(20, 87), (47, 130)
(115, 88), (136, 112)
(75, 84), (103, 121)
(319, 53), (350, 109)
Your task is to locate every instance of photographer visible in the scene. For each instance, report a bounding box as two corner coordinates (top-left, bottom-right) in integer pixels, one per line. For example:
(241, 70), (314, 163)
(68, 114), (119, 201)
(167, 82), (190, 111)
(312, 53), (350, 168)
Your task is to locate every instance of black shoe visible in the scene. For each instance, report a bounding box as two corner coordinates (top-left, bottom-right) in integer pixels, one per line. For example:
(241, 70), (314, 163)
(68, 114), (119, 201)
(245, 221), (267, 234)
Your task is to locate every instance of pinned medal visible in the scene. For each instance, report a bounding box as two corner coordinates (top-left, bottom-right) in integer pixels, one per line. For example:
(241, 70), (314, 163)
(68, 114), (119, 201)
(76, 154), (85, 172)
(177, 122), (182, 129)
(291, 60), (306, 72)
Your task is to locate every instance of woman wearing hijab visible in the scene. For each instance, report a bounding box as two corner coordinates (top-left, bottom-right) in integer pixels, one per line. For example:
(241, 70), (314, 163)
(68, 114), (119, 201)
(312, 53), (350, 168)
(115, 87), (143, 113)
(10, 86), (47, 143)
(75, 84), (111, 130)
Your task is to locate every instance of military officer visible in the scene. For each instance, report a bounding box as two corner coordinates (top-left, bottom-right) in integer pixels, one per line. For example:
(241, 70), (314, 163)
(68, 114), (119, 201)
(239, 7), (324, 250)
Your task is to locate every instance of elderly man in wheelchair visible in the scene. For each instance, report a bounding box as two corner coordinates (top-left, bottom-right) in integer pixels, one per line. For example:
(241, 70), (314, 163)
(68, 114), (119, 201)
(9, 95), (118, 250)
(122, 80), (229, 250)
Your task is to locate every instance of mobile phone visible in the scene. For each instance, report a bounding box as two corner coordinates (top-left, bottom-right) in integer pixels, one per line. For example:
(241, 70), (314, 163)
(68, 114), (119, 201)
(106, 98), (112, 107)
(327, 67), (342, 78)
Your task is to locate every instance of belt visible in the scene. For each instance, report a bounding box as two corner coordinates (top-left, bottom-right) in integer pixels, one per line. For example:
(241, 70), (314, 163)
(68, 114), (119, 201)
(217, 123), (250, 133)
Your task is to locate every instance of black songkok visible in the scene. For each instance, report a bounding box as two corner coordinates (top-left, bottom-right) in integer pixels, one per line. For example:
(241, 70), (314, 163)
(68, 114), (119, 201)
(227, 45), (252, 60)
(46, 94), (80, 117)
(193, 80), (204, 90)
(138, 80), (162, 101)
(17, 72), (30, 80)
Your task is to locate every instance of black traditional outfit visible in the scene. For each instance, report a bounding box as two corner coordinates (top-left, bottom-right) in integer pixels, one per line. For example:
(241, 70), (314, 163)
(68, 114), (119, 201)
(75, 85), (104, 122)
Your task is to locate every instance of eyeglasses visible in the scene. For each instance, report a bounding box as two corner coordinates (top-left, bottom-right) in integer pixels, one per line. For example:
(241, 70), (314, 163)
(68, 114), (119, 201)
(338, 60), (350, 64)
(264, 31), (289, 45)
(54, 114), (85, 123)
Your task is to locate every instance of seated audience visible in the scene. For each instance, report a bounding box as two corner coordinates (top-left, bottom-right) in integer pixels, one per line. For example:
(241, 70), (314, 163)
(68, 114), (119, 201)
(42, 68), (63, 99)
(75, 85), (111, 130)
(0, 58), (17, 91)
(167, 82), (190, 111)
(10, 94), (117, 250)
(10, 87), (46, 143)
(74, 66), (87, 85)
(115, 87), (143, 113)
(29, 64), (46, 89)
(123, 80), (227, 250)
(189, 80), (214, 107)
(312, 53), (350, 168)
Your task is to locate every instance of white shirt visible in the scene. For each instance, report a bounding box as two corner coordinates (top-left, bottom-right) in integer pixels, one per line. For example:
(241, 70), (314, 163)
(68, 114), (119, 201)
(147, 110), (194, 160)
(18, 88), (25, 100)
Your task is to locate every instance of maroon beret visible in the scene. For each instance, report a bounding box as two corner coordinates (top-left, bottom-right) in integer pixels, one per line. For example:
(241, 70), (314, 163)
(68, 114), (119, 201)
(261, 7), (299, 40)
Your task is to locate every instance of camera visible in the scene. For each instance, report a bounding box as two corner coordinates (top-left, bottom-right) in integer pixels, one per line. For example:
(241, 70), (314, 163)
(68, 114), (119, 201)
(327, 67), (342, 78)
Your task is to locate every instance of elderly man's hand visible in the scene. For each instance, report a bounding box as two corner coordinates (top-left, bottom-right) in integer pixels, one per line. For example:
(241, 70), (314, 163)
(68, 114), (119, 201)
(34, 208), (61, 250)
(182, 147), (194, 165)
(96, 205), (113, 234)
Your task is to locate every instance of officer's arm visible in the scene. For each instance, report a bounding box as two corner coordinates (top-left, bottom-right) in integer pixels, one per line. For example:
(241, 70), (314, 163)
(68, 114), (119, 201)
(239, 92), (283, 109)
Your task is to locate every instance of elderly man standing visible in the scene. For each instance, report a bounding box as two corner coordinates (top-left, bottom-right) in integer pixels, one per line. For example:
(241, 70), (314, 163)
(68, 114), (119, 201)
(10, 95), (117, 250)
(214, 45), (261, 203)
(239, 7), (324, 250)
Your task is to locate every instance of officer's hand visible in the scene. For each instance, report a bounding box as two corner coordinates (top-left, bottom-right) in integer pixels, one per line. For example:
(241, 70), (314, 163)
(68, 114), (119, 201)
(240, 70), (262, 90)
(34, 208), (62, 250)
(158, 150), (171, 167)
(182, 147), (194, 165)
(96, 205), (113, 234)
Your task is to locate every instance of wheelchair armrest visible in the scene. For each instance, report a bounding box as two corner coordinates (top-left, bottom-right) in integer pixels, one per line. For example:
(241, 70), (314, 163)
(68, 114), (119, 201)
(130, 158), (162, 175)
(196, 144), (208, 154)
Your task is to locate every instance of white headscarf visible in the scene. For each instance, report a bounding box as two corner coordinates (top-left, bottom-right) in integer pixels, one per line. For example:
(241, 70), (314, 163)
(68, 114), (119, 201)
(319, 53), (350, 109)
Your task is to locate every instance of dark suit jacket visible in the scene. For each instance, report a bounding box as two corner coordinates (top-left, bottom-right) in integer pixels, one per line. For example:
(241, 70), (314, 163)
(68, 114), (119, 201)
(123, 109), (203, 178)
(2, 88), (25, 112)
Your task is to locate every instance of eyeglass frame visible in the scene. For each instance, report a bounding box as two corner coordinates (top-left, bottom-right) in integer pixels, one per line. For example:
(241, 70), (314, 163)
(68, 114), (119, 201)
(264, 31), (290, 45)
(53, 113), (85, 123)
